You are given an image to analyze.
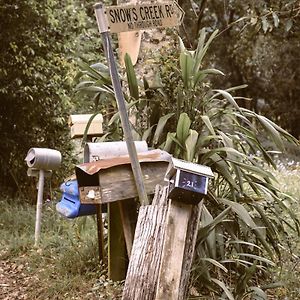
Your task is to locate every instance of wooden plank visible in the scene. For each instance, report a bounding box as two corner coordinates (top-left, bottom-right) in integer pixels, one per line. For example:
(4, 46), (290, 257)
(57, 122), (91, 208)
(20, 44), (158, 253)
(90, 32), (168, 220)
(119, 199), (138, 257)
(178, 201), (203, 299)
(108, 202), (128, 281)
(122, 187), (169, 300)
(80, 162), (168, 204)
(96, 204), (106, 264)
(155, 200), (192, 300)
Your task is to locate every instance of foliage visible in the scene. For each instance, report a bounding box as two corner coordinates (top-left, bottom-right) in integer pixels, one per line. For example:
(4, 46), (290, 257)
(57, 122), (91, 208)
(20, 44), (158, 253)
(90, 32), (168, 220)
(0, 0), (101, 197)
(75, 29), (299, 298)
(179, 0), (300, 138)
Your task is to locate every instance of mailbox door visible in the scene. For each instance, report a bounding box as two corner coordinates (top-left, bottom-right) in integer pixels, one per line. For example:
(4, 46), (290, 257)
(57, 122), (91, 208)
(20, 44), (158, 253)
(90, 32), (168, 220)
(177, 170), (208, 195)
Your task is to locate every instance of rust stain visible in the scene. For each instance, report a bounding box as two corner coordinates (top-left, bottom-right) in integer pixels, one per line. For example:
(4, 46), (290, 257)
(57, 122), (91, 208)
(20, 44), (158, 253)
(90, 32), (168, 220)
(76, 149), (171, 175)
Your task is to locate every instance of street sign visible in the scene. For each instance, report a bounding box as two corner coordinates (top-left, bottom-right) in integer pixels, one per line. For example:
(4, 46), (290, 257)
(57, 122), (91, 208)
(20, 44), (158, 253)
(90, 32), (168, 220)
(105, 1), (184, 33)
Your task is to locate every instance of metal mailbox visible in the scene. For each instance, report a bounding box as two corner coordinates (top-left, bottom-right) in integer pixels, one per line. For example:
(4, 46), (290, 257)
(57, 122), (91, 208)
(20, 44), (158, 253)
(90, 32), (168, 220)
(84, 141), (148, 162)
(56, 180), (97, 218)
(165, 158), (214, 204)
(68, 114), (103, 139)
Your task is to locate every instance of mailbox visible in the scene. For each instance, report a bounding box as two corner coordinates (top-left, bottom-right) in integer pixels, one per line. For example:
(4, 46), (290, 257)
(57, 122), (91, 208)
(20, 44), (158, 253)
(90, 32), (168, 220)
(56, 180), (97, 218)
(84, 141), (148, 162)
(25, 148), (61, 170)
(165, 158), (214, 204)
(68, 114), (103, 139)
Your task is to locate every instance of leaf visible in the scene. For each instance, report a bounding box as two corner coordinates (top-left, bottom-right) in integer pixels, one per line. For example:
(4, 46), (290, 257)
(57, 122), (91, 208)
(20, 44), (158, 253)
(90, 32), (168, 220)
(178, 36), (186, 53)
(78, 60), (110, 83)
(225, 84), (248, 93)
(193, 69), (224, 87)
(176, 112), (191, 145)
(180, 51), (193, 89)
(261, 16), (269, 33)
(193, 72), (208, 87)
(249, 287), (268, 300)
(272, 12), (279, 28)
(97, 132), (110, 142)
(237, 253), (275, 266)
(153, 113), (174, 145)
(185, 129), (198, 161)
(201, 205), (217, 259)
(108, 100), (139, 126)
(201, 115), (216, 135)
(221, 199), (274, 258)
(256, 115), (285, 150)
(200, 258), (228, 273)
(198, 207), (231, 244)
(213, 89), (241, 112)
(201, 68), (225, 76)
(81, 113), (101, 146)
(90, 62), (109, 74)
(194, 29), (219, 73)
(285, 19), (293, 32)
(211, 278), (234, 300)
(142, 125), (155, 142)
(124, 53), (139, 100)
(206, 153), (239, 190)
(228, 240), (262, 250)
(163, 132), (176, 152)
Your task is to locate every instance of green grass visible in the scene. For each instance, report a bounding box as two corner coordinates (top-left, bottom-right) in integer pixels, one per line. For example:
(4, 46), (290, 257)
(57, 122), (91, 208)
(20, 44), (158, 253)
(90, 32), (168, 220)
(268, 162), (300, 299)
(0, 199), (102, 299)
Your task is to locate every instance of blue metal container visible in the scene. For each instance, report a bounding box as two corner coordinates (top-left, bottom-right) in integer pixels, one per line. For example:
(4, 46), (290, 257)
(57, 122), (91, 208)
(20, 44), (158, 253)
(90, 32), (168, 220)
(56, 180), (97, 218)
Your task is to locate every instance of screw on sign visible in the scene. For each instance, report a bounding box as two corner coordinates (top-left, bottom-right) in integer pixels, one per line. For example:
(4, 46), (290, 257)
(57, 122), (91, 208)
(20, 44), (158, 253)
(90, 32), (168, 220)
(105, 1), (185, 33)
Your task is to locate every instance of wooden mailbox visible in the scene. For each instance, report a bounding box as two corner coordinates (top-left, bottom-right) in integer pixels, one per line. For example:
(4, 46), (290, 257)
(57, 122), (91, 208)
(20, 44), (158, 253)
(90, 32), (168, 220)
(76, 149), (171, 205)
(68, 114), (103, 139)
(165, 158), (214, 204)
(75, 149), (171, 281)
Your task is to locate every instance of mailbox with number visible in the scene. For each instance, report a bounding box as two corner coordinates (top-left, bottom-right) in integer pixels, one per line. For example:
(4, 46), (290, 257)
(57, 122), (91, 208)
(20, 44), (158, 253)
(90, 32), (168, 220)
(165, 158), (214, 204)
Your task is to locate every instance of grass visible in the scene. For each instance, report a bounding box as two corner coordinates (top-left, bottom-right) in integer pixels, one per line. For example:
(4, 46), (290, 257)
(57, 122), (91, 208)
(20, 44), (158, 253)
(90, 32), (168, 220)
(268, 160), (300, 299)
(0, 199), (102, 299)
(0, 159), (299, 299)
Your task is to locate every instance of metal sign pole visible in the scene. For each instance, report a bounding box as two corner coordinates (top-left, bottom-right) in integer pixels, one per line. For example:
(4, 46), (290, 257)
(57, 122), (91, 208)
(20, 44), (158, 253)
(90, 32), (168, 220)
(94, 3), (149, 206)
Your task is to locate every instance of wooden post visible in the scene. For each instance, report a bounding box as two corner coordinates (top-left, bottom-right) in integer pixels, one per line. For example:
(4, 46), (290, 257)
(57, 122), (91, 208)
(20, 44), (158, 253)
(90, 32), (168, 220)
(119, 199), (138, 257)
(122, 186), (169, 300)
(108, 202), (128, 281)
(155, 200), (192, 300)
(96, 204), (105, 263)
(122, 186), (203, 300)
(178, 202), (202, 299)
(155, 201), (203, 300)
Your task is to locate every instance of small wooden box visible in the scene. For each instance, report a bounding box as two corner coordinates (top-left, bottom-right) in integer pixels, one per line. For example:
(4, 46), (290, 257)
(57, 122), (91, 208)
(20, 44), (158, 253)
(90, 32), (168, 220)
(69, 114), (103, 139)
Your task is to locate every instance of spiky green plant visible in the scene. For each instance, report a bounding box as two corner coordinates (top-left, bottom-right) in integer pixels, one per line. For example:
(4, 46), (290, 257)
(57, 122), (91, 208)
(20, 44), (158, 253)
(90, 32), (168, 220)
(74, 29), (299, 299)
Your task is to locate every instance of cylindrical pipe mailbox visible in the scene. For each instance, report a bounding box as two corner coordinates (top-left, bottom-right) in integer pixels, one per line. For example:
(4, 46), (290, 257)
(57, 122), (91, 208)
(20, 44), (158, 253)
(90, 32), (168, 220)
(25, 148), (62, 170)
(84, 141), (148, 162)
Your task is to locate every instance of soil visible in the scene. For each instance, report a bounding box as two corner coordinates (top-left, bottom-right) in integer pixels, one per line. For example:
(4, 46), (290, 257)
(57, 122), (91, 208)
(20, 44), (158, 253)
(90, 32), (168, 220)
(0, 256), (38, 300)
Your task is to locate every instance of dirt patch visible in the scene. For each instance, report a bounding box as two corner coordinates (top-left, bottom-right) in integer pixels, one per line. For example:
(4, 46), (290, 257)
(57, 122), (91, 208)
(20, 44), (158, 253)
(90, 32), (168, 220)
(0, 257), (39, 300)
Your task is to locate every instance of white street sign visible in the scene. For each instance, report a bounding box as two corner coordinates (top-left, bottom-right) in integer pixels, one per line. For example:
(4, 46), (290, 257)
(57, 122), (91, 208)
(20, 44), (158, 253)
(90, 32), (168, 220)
(105, 1), (184, 33)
